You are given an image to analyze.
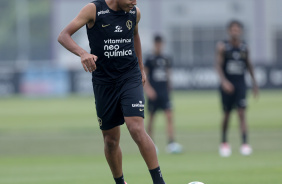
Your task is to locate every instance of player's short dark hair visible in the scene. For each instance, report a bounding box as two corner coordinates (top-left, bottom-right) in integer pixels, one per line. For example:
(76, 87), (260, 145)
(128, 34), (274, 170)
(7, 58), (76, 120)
(154, 34), (163, 43)
(227, 20), (243, 30)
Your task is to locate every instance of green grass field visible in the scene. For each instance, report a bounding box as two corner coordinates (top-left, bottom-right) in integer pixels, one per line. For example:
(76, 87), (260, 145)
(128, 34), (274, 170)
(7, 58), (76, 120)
(0, 90), (281, 184)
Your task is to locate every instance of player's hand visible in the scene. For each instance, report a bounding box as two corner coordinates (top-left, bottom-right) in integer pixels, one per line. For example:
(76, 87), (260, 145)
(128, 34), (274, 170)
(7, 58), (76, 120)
(81, 53), (98, 73)
(222, 80), (234, 94)
(253, 85), (259, 99)
(141, 70), (146, 86)
(147, 88), (157, 100)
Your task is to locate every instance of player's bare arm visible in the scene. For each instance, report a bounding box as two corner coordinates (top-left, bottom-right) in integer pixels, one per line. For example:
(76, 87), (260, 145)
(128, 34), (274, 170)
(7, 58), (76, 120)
(134, 7), (146, 86)
(58, 3), (98, 73)
(216, 41), (234, 93)
(144, 66), (157, 100)
(245, 50), (259, 98)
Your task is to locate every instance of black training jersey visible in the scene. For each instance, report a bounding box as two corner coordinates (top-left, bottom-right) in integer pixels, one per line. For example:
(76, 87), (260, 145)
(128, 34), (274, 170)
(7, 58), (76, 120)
(222, 40), (248, 85)
(87, 0), (140, 84)
(145, 54), (171, 94)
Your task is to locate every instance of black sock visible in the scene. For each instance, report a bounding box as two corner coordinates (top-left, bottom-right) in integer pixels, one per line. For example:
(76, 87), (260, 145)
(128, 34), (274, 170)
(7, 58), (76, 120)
(168, 138), (174, 144)
(114, 174), (125, 184)
(242, 132), (247, 144)
(149, 166), (166, 184)
(222, 131), (227, 143)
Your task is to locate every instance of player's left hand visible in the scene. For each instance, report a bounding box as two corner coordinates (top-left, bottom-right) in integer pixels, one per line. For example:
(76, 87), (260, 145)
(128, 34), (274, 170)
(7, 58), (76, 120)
(253, 86), (259, 99)
(80, 52), (98, 73)
(141, 71), (146, 86)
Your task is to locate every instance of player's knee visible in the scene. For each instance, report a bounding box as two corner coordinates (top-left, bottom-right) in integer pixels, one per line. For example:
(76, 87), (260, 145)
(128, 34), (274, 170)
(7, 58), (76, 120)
(125, 117), (146, 143)
(128, 125), (144, 144)
(128, 124), (142, 135)
(104, 135), (119, 151)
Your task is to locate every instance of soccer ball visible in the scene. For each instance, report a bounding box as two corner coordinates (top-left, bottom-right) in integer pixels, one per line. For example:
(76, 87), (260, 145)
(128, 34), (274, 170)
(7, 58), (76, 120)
(188, 182), (204, 184)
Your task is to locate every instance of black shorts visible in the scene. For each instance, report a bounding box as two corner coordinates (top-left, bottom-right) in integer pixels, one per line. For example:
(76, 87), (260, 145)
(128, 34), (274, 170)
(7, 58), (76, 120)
(220, 85), (247, 112)
(148, 94), (172, 113)
(93, 76), (145, 130)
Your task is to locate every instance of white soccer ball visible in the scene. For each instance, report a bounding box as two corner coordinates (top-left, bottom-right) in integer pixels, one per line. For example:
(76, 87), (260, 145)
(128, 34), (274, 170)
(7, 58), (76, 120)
(188, 182), (204, 184)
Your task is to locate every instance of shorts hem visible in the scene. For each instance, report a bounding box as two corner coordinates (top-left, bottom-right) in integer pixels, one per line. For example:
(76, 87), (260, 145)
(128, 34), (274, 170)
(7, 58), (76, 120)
(100, 122), (124, 131)
(124, 114), (144, 118)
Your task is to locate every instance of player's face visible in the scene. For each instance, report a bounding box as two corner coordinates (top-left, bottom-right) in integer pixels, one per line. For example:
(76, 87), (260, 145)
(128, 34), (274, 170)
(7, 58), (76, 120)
(229, 24), (242, 39)
(155, 41), (163, 54)
(118, 0), (137, 12)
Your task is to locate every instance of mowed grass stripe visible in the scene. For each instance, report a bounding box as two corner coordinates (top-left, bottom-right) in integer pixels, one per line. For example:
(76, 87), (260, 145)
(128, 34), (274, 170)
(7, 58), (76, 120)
(0, 90), (281, 184)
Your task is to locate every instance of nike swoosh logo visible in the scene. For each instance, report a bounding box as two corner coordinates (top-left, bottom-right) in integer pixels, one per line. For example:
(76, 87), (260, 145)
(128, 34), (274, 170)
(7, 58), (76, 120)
(102, 24), (110, 27)
(139, 108), (144, 112)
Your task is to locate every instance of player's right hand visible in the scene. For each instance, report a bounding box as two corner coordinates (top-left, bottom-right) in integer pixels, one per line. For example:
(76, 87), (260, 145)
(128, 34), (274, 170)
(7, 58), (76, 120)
(147, 88), (157, 100)
(222, 80), (234, 94)
(253, 85), (259, 99)
(81, 53), (98, 73)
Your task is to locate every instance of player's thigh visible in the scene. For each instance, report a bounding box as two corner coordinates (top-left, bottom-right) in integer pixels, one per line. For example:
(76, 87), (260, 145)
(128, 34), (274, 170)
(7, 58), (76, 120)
(124, 116), (144, 128)
(93, 84), (124, 130)
(124, 116), (146, 139)
(220, 88), (235, 112)
(120, 78), (145, 118)
(159, 95), (172, 111)
(235, 86), (247, 109)
(148, 99), (158, 114)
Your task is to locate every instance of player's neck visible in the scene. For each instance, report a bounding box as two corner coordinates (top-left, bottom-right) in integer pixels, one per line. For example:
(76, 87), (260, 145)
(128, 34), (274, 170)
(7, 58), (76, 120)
(105, 0), (121, 11)
(154, 51), (161, 56)
(230, 38), (241, 47)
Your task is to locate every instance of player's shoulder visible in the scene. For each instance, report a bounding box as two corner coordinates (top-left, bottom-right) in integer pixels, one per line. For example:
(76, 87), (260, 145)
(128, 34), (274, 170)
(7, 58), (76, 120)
(89, 0), (104, 10)
(162, 54), (173, 66)
(133, 6), (140, 23)
(218, 40), (232, 51)
(161, 54), (171, 60)
(79, 2), (97, 20)
(83, 1), (97, 10)
(91, 0), (103, 5)
(217, 40), (226, 50)
(240, 41), (248, 51)
(135, 6), (140, 13)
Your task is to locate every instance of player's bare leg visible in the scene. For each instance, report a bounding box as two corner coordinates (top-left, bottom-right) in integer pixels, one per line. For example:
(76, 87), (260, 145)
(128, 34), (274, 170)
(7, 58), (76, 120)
(147, 112), (155, 139)
(125, 116), (159, 169)
(237, 108), (247, 142)
(164, 109), (174, 142)
(125, 116), (165, 184)
(221, 111), (231, 143)
(164, 109), (182, 153)
(237, 108), (252, 155)
(219, 111), (232, 157)
(102, 126), (123, 178)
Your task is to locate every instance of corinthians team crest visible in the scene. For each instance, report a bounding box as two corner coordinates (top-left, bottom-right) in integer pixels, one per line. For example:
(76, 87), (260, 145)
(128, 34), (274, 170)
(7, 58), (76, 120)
(126, 20), (132, 30)
(97, 117), (102, 127)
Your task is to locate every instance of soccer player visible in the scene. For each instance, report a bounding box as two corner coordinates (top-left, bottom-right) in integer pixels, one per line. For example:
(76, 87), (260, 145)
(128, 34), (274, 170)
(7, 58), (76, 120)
(144, 35), (182, 154)
(216, 20), (259, 157)
(58, 0), (166, 184)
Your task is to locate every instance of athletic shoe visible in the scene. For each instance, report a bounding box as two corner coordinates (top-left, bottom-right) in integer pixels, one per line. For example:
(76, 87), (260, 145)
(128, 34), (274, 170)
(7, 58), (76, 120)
(219, 143), (231, 157)
(166, 142), (183, 154)
(240, 144), (252, 156)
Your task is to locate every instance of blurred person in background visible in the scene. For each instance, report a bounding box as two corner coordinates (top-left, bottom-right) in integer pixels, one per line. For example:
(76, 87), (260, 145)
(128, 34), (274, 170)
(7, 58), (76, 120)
(144, 35), (182, 154)
(58, 0), (166, 184)
(216, 20), (259, 157)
